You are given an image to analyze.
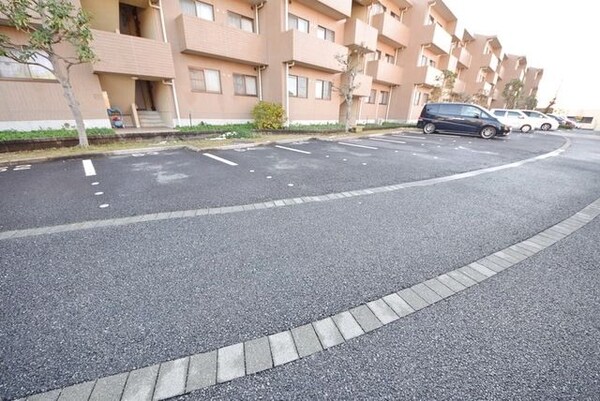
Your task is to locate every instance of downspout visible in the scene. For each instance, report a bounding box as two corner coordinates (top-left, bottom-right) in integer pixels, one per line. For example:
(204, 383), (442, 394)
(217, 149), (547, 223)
(385, 85), (395, 121)
(284, 62), (294, 126)
(150, 0), (182, 126)
(257, 65), (266, 101)
(284, 0), (289, 30)
(254, 2), (265, 34)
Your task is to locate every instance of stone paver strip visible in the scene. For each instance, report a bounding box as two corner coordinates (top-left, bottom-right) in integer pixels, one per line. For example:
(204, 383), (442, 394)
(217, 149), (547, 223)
(350, 305), (383, 332)
(366, 299), (400, 324)
(382, 293), (415, 317)
(26, 390), (61, 401)
(244, 337), (273, 375)
(121, 364), (159, 401)
(485, 255), (513, 270)
(291, 324), (323, 358)
(447, 270), (477, 287)
(437, 273), (467, 292)
(153, 357), (188, 400)
(217, 343), (245, 383)
(332, 311), (365, 340)
(57, 381), (95, 401)
(269, 331), (299, 366)
(89, 372), (128, 401)
(468, 262), (496, 278)
(186, 351), (217, 391)
(397, 288), (429, 310)
(424, 278), (455, 298)
(477, 257), (506, 273)
(18, 191), (600, 401)
(313, 317), (345, 349)
(411, 283), (444, 304)
(458, 265), (487, 283)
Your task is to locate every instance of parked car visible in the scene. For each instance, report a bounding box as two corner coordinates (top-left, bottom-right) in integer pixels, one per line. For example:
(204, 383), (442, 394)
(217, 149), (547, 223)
(547, 114), (580, 129)
(520, 110), (559, 131)
(417, 102), (510, 139)
(491, 109), (536, 132)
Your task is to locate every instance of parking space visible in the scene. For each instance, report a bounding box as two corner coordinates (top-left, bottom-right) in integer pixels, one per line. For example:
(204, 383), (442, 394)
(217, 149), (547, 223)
(0, 132), (567, 231)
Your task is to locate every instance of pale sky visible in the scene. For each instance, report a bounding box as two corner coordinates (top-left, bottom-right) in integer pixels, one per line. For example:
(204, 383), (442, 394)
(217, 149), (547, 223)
(444, 0), (600, 112)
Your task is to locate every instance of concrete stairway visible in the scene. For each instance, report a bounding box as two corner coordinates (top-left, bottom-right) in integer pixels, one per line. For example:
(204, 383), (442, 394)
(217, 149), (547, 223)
(137, 110), (167, 128)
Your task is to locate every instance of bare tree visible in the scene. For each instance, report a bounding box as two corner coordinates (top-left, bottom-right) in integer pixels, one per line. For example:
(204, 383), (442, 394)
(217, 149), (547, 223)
(334, 52), (364, 133)
(502, 79), (524, 109)
(430, 70), (457, 103)
(0, 0), (96, 146)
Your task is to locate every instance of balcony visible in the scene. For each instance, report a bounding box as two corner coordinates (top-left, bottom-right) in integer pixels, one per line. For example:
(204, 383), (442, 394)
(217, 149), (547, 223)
(439, 55), (457, 71)
(281, 29), (348, 73)
(414, 65), (442, 87)
(481, 52), (499, 72)
(91, 30), (175, 79)
(294, 0), (351, 20)
(347, 73), (373, 97)
(344, 18), (378, 53)
(366, 60), (403, 86)
(473, 80), (493, 95)
(176, 15), (266, 66)
(453, 46), (472, 68)
(453, 78), (466, 93)
(420, 24), (452, 55)
(371, 13), (410, 48)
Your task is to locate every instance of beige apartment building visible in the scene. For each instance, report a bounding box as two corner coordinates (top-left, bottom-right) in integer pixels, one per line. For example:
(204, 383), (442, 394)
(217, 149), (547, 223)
(490, 53), (527, 108)
(0, 0), (545, 130)
(522, 67), (544, 99)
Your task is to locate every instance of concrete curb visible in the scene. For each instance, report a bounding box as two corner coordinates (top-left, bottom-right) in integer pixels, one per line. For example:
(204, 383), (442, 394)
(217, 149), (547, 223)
(12, 195), (600, 401)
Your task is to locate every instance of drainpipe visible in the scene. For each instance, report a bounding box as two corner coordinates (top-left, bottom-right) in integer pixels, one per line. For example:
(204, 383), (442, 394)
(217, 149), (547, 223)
(150, 0), (181, 126)
(254, 2), (265, 34)
(385, 85), (395, 121)
(358, 97), (364, 124)
(284, 62), (294, 126)
(257, 65), (266, 101)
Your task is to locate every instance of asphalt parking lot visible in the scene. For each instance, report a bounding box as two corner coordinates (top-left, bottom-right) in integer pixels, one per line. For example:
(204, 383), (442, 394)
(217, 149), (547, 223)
(0, 131), (565, 231)
(1, 130), (599, 400)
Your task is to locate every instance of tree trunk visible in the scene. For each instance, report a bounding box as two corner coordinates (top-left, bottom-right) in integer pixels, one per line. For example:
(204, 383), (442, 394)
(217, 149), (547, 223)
(49, 54), (89, 147)
(345, 97), (353, 133)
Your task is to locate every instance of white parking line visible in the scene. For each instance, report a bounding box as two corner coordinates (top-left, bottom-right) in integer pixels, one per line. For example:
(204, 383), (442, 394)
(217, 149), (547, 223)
(82, 159), (96, 176)
(275, 145), (312, 154)
(394, 135), (427, 140)
(203, 153), (238, 166)
(338, 142), (378, 150)
(369, 137), (407, 145)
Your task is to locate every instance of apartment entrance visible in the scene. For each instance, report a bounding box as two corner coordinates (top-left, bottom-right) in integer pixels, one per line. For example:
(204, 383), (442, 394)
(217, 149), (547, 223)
(135, 80), (156, 111)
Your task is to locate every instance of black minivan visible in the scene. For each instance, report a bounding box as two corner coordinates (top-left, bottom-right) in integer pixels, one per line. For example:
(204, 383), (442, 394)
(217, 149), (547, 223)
(417, 102), (510, 139)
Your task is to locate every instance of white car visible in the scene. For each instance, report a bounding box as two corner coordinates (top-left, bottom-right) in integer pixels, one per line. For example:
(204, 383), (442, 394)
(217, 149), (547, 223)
(491, 109), (537, 132)
(520, 110), (559, 131)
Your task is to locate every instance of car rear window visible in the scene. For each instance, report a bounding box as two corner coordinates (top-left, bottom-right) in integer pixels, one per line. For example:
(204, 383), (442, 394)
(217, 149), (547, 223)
(493, 110), (505, 116)
(425, 104), (440, 114)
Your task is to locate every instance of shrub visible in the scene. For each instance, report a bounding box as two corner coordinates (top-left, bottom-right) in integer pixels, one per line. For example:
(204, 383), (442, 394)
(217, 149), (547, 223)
(252, 101), (285, 130)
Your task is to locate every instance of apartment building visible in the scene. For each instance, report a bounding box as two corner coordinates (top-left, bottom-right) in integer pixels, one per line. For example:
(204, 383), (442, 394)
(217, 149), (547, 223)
(0, 0), (545, 130)
(490, 54), (527, 108)
(522, 67), (544, 99)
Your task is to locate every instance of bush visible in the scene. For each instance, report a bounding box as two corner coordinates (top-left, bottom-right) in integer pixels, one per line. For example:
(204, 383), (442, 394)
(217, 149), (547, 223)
(252, 101), (285, 129)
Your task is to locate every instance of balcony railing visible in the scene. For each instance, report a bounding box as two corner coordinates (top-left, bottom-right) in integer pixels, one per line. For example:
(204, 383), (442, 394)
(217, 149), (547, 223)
(281, 29), (348, 73)
(293, 0), (351, 20)
(420, 24), (452, 55)
(344, 18), (378, 53)
(481, 52), (500, 71)
(176, 15), (267, 66)
(91, 30), (175, 79)
(371, 13), (410, 48)
(439, 55), (457, 71)
(414, 65), (443, 87)
(366, 60), (403, 86)
(453, 47), (472, 68)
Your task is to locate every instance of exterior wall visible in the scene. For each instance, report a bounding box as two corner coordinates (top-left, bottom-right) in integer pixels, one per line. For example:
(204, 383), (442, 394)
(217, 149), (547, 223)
(490, 54), (527, 108)
(523, 67), (544, 98)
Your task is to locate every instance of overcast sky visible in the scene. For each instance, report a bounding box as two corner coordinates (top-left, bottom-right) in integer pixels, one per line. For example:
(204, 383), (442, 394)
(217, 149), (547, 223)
(443, 0), (599, 112)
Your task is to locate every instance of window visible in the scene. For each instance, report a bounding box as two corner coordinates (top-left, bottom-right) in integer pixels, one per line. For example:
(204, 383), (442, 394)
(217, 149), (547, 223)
(288, 14), (309, 33)
(233, 74), (257, 96)
(376, 50), (382, 60)
(372, 3), (386, 15)
(461, 105), (484, 118)
(413, 90), (422, 106)
(477, 70), (486, 83)
(0, 53), (55, 80)
(288, 74), (308, 98)
(507, 111), (522, 118)
(385, 54), (394, 64)
(420, 55), (428, 66)
(438, 103), (462, 115)
(180, 0), (214, 21)
(228, 11), (254, 32)
(315, 80), (332, 100)
(379, 91), (389, 105)
(493, 110), (506, 117)
(190, 68), (221, 93)
(317, 26), (335, 42)
(428, 59), (436, 68)
(367, 89), (377, 104)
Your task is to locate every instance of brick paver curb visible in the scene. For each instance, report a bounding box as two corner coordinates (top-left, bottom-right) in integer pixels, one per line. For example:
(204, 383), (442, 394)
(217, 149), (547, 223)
(13, 195), (600, 401)
(0, 137), (570, 242)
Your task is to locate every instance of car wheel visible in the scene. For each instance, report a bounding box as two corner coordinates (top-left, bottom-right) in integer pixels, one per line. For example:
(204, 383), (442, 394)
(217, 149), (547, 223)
(520, 124), (532, 133)
(479, 126), (497, 139)
(541, 123), (551, 131)
(423, 123), (436, 134)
